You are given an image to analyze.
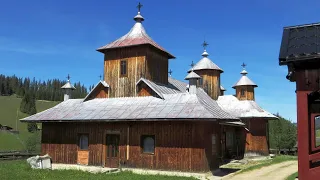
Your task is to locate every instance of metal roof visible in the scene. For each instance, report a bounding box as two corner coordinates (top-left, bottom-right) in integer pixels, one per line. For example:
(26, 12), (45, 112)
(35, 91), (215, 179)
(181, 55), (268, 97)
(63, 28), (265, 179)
(21, 89), (238, 122)
(185, 71), (201, 80)
(217, 95), (277, 119)
(279, 22), (320, 64)
(136, 78), (182, 99)
(83, 80), (110, 101)
(232, 69), (257, 88)
(97, 11), (175, 59)
(168, 77), (188, 92)
(220, 85), (226, 91)
(61, 80), (76, 90)
(188, 50), (223, 72)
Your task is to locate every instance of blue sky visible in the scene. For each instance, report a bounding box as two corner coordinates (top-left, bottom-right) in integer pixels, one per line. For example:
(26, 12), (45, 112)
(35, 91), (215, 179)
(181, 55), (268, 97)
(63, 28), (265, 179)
(1, 0), (320, 122)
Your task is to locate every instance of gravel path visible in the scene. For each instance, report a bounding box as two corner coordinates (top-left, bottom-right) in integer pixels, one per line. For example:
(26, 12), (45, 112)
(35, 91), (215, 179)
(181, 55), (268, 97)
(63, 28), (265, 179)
(224, 160), (298, 180)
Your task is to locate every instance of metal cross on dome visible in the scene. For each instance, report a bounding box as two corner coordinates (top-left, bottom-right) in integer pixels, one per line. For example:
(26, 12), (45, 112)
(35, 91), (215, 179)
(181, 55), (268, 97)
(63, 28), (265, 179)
(137, 2), (143, 12)
(202, 41), (209, 50)
(190, 61), (195, 68)
(99, 75), (102, 80)
(241, 62), (247, 69)
(67, 74), (70, 81)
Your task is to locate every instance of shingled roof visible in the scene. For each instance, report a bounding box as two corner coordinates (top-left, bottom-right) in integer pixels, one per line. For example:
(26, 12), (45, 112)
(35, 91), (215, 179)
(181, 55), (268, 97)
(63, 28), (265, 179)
(279, 22), (320, 65)
(97, 9), (175, 59)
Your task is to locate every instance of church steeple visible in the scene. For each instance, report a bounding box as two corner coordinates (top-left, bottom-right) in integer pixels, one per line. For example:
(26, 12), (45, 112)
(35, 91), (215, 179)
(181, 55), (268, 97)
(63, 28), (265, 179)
(96, 2), (175, 98)
(188, 41), (223, 100)
(233, 63), (257, 101)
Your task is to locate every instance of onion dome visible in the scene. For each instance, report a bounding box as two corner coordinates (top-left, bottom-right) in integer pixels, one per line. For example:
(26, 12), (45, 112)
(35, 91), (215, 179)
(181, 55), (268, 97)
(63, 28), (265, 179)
(188, 41), (223, 72)
(97, 2), (175, 59)
(232, 64), (257, 88)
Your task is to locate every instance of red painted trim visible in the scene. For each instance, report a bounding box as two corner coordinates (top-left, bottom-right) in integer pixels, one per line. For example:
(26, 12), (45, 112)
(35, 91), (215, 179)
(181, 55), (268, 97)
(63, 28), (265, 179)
(297, 91), (311, 180)
(311, 114), (320, 152)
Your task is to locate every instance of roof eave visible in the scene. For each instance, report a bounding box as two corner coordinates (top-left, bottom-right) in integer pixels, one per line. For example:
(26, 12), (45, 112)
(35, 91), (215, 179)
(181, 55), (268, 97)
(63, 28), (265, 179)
(96, 43), (175, 59)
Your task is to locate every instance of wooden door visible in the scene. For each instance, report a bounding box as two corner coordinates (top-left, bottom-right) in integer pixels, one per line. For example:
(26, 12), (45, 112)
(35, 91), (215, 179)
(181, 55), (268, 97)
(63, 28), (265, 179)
(105, 134), (120, 168)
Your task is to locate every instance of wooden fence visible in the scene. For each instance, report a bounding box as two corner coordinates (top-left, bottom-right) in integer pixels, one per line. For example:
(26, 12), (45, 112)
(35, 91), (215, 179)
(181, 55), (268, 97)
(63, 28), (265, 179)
(0, 151), (38, 160)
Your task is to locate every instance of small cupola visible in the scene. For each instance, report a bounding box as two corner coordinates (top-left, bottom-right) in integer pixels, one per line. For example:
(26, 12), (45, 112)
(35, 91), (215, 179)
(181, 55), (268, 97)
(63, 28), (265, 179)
(187, 41), (223, 100)
(185, 70), (201, 94)
(61, 74), (76, 101)
(232, 63), (257, 100)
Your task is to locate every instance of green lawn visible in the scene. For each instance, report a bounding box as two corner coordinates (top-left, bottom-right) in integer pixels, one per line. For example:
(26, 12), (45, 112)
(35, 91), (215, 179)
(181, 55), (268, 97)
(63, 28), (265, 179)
(286, 171), (298, 180)
(0, 95), (59, 151)
(0, 160), (194, 180)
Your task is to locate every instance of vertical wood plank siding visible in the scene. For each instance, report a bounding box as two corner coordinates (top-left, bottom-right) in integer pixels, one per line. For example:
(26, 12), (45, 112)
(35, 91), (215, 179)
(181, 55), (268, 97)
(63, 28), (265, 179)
(195, 70), (221, 100)
(41, 121), (221, 172)
(242, 119), (269, 156)
(235, 86), (255, 100)
(103, 45), (169, 98)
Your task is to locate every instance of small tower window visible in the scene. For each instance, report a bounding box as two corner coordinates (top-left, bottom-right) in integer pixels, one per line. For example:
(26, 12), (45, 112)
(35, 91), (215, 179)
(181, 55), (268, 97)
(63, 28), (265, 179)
(199, 76), (203, 86)
(120, 60), (127, 76)
(241, 88), (245, 97)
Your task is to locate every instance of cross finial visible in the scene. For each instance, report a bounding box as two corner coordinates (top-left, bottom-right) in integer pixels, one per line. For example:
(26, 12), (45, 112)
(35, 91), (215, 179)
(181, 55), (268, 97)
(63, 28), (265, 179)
(168, 69), (173, 76)
(202, 41), (209, 50)
(67, 74), (70, 81)
(99, 75), (102, 80)
(241, 62), (247, 69)
(190, 61), (195, 68)
(137, 2), (143, 12)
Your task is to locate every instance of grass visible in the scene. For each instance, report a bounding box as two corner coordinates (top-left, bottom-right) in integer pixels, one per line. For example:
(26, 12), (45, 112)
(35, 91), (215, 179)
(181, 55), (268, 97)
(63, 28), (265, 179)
(0, 95), (59, 151)
(0, 160), (195, 180)
(222, 155), (297, 174)
(286, 171), (298, 180)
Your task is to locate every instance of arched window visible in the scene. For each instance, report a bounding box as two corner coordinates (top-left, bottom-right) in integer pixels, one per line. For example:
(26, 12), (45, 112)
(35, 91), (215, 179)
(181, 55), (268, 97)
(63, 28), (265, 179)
(79, 134), (89, 150)
(141, 135), (155, 154)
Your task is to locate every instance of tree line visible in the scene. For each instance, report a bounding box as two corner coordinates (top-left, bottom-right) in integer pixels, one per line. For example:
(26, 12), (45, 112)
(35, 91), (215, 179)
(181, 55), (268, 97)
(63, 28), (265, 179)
(268, 113), (297, 152)
(0, 74), (88, 101)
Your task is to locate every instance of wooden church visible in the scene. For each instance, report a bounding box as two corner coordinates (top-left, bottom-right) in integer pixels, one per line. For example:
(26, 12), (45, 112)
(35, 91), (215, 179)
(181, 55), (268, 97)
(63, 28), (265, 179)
(21, 3), (276, 172)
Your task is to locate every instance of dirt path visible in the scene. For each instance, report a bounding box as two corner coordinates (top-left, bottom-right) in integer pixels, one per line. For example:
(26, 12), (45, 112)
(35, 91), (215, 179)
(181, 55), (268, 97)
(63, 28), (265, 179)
(224, 160), (298, 180)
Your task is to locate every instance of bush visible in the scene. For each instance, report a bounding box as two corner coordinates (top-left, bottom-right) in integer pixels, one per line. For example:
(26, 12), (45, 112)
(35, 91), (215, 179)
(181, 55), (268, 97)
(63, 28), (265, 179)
(26, 131), (41, 153)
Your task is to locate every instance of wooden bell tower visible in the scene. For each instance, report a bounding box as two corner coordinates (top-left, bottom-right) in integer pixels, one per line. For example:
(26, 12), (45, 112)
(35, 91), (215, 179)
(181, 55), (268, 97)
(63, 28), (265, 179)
(96, 3), (175, 98)
(233, 63), (257, 101)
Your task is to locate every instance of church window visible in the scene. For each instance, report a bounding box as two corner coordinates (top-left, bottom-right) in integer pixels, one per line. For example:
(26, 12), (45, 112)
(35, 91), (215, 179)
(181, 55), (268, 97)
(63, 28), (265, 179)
(141, 135), (155, 154)
(79, 134), (89, 150)
(199, 76), (203, 86)
(120, 60), (127, 76)
(241, 88), (245, 97)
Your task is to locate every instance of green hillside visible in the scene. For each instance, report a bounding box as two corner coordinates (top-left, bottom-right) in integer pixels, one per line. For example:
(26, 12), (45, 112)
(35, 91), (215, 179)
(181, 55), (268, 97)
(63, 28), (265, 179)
(0, 95), (59, 151)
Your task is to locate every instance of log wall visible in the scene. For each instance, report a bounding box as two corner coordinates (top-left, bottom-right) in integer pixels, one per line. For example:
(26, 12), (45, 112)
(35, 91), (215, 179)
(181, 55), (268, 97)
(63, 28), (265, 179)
(41, 121), (221, 172)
